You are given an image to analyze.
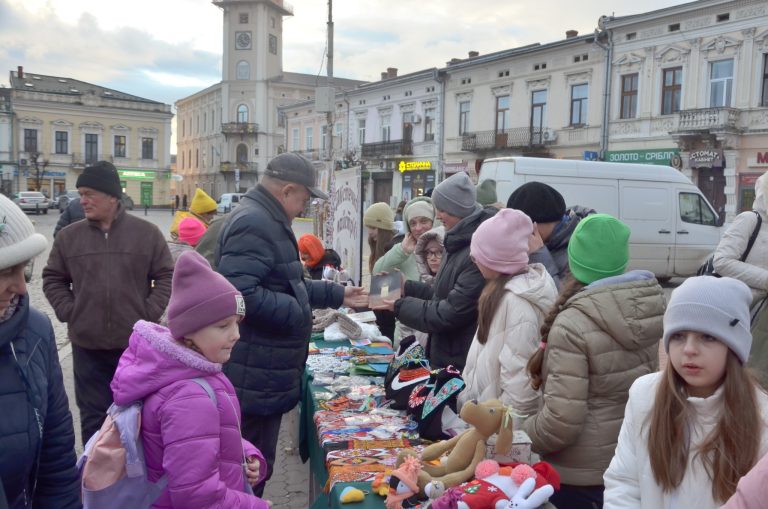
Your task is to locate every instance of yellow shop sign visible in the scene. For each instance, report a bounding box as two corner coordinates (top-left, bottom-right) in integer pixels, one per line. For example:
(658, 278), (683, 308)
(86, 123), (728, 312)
(398, 161), (432, 172)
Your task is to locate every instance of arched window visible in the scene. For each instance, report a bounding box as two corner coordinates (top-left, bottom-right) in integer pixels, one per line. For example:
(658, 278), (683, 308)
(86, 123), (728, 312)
(236, 61), (250, 80)
(236, 144), (248, 163)
(237, 105), (248, 123)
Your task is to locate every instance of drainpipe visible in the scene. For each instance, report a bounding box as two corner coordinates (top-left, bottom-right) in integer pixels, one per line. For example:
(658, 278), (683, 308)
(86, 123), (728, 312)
(433, 68), (446, 184)
(594, 19), (613, 160)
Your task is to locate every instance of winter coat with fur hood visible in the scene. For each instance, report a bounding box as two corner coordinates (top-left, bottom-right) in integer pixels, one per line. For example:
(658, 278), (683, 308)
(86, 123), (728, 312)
(110, 321), (268, 509)
(713, 172), (768, 305)
(522, 271), (665, 486)
(458, 264), (557, 420)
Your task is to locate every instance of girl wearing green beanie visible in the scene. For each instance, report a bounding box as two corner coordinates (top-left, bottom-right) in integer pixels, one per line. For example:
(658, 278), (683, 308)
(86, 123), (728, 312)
(522, 214), (666, 509)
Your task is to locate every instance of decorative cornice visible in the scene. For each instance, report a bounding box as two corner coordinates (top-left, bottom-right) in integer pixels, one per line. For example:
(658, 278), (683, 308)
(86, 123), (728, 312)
(526, 76), (551, 89)
(613, 53), (645, 67)
(79, 121), (104, 131)
(50, 119), (73, 127)
(455, 91), (473, 102)
(421, 98), (437, 108)
(564, 69), (593, 83)
(398, 102), (415, 113)
(491, 85), (512, 97)
(18, 116), (43, 125)
(354, 109), (368, 119)
(702, 35), (742, 55)
(111, 124), (131, 131)
(138, 127), (159, 135)
(655, 44), (690, 63)
(755, 29), (768, 51)
(377, 106), (393, 115)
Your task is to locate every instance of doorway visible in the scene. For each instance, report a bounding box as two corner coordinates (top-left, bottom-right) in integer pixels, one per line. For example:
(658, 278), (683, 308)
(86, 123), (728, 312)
(696, 167), (726, 219)
(140, 182), (153, 207)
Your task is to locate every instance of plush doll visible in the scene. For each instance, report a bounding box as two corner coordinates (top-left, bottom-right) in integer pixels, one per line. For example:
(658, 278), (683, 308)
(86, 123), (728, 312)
(431, 460), (555, 509)
(385, 455), (423, 509)
(418, 399), (516, 491)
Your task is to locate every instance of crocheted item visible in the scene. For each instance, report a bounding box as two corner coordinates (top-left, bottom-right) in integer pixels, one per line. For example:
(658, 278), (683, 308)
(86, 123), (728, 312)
(336, 312), (364, 340)
(313, 308), (338, 332)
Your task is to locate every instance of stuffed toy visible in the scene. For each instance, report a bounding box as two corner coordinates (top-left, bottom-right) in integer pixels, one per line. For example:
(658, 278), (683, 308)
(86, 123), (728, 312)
(339, 486), (366, 504)
(418, 399), (515, 492)
(385, 455), (423, 509)
(430, 460), (556, 509)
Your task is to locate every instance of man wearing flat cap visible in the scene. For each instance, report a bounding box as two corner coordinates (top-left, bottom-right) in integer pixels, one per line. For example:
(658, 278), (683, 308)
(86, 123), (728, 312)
(216, 153), (368, 495)
(43, 161), (174, 443)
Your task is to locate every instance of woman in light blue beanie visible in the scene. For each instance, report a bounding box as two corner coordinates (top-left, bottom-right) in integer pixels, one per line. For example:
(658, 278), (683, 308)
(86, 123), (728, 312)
(605, 276), (768, 509)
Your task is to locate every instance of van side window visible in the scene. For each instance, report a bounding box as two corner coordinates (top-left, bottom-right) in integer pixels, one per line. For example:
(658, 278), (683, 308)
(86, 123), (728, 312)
(679, 192), (717, 226)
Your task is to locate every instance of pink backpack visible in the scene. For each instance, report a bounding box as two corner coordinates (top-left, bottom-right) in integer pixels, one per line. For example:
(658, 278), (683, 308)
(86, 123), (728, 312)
(78, 378), (216, 508)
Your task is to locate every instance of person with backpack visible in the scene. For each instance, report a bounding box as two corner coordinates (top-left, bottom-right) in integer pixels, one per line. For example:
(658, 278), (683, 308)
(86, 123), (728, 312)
(0, 194), (81, 508)
(109, 251), (270, 509)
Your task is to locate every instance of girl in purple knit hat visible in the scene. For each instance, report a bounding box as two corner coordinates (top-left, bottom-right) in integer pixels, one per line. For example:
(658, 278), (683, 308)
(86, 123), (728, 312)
(110, 251), (271, 509)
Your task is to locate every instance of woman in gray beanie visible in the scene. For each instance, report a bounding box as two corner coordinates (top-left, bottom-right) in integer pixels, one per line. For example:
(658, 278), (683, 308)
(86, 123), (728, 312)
(604, 276), (768, 509)
(0, 194), (81, 508)
(372, 172), (495, 369)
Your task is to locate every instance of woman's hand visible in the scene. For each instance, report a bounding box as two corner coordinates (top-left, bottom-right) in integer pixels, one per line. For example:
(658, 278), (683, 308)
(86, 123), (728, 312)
(401, 233), (417, 255)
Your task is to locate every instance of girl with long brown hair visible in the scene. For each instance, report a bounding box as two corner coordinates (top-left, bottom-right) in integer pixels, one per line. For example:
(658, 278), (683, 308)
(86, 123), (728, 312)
(458, 209), (557, 421)
(363, 202), (397, 274)
(604, 276), (768, 509)
(523, 214), (665, 509)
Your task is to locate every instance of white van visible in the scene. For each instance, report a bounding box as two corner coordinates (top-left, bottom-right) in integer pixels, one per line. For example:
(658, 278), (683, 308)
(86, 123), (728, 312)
(217, 192), (245, 213)
(478, 157), (722, 278)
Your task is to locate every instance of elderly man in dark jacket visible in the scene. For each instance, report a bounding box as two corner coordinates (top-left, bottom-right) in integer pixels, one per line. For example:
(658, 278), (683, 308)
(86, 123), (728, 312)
(375, 172), (494, 370)
(216, 153), (367, 496)
(0, 194), (80, 508)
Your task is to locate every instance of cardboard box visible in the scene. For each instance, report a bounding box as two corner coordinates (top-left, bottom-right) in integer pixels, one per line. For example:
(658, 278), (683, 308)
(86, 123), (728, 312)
(486, 430), (532, 464)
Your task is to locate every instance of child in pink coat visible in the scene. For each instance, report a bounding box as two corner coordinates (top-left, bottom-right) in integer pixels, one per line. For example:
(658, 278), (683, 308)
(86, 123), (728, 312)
(111, 251), (270, 508)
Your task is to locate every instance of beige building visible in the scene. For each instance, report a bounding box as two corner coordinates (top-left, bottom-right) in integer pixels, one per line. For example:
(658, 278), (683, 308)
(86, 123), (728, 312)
(176, 0), (364, 202)
(603, 0), (768, 221)
(442, 34), (605, 179)
(5, 66), (173, 205)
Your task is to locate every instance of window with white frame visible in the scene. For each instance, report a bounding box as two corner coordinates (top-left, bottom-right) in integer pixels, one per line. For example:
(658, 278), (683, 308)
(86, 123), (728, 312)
(141, 138), (154, 160)
(305, 126), (313, 150)
(237, 104), (249, 123)
(620, 73), (638, 119)
(710, 59), (734, 108)
(380, 115), (391, 142)
(459, 101), (470, 135)
(291, 128), (299, 151)
(424, 108), (435, 141)
(55, 131), (68, 154)
(114, 135), (126, 158)
(530, 90), (547, 139)
(661, 67), (682, 115)
(495, 95), (510, 132)
(24, 129), (37, 153)
(358, 119), (366, 145)
(570, 84), (588, 126)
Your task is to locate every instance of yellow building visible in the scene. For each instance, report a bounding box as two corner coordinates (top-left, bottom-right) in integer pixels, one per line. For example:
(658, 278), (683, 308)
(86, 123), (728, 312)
(7, 66), (173, 206)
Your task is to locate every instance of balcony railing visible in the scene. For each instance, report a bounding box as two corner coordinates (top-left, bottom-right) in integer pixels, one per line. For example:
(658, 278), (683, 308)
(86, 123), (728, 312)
(220, 161), (259, 174)
(361, 139), (413, 158)
(676, 107), (739, 132)
(221, 122), (259, 136)
(461, 127), (549, 152)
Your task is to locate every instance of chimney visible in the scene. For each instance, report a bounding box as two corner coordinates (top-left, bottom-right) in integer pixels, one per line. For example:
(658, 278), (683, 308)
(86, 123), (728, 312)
(17, 66), (23, 79)
(447, 58), (462, 66)
(566, 30), (579, 38)
(381, 72), (388, 80)
(468, 51), (479, 58)
(387, 67), (398, 78)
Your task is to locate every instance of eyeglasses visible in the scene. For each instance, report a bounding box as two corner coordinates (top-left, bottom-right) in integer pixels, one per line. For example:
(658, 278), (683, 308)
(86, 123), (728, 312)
(425, 250), (443, 259)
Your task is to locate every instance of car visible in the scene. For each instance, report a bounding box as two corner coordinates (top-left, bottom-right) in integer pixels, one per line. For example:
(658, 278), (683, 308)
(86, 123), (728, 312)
(14, 191), (50, 214)
(217, 192), (245, 213)
(58, 189), (80, 213)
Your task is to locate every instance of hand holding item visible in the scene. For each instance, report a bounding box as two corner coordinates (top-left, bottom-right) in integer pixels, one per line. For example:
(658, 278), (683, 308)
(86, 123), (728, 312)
(401, 233), (417, 255)
(343, 286), (369, 309)
(528, 222), (544, 253)
(369, 271), (403, 310)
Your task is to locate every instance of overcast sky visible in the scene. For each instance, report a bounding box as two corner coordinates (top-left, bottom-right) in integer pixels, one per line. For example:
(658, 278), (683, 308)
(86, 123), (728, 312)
(1, 0), (688, 148)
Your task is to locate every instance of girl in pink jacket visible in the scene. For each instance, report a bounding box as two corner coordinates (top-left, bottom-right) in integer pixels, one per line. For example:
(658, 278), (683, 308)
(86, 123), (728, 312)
(111, 251), (270, 509)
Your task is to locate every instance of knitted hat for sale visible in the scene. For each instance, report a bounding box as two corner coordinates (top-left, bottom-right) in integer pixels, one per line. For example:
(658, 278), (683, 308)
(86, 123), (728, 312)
(470, 208), (532, 275)
(663, 276), (753, 364)
(476, 179), (498, 206)
(364, 202), (396, 232)
(506, 181), (566, 224)
(431, 172), (479, 219)
(76, 161), (122, 199)
(189, 188), (217, 215)
(567, 213), (630, 285)
(167, 251), (245, 339)
(178, 217), (206, 247)
(0, 194), (47, 271)
(298, 234), (325, 267)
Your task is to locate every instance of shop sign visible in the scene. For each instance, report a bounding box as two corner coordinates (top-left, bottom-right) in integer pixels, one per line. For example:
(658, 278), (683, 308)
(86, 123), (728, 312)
(689, 149), (724, 169)
(43, 171), (66, 177)
(740, 173), (762, 187)
(118, 170), (155, 180)
(604, 149), (679, 166)
(398, 161), (432, 172)
(748, 152), (768, 167)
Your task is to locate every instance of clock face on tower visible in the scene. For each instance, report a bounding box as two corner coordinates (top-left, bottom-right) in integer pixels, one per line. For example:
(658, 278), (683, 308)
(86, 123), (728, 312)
(235, 31), (252, 50)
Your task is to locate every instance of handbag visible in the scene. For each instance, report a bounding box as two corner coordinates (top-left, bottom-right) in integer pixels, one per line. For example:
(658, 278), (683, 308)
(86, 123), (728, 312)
(697, 211), (761, 277)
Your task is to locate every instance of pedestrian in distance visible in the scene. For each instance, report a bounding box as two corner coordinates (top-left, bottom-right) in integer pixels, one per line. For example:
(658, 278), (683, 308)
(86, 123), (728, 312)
(110, 251), (271, 509)
(523, 214), (665, 509)
(169, 188), (217, 240)
(458, 209), (558, 424)
(215, 152), (368, 496)
(42, 160), (175, 444)
(52, 197), (85, 238)
(605, 276), (768, 509)
(0, 193), (81, 508)
(182, 193), (188, 211)
(174, 194), (180, 211)
(373, 171), (495, 371)
(506, 181), (595, 289)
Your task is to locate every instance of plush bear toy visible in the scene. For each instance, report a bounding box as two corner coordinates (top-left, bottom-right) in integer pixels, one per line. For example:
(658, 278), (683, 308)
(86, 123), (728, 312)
(418, 399), (516, 492)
